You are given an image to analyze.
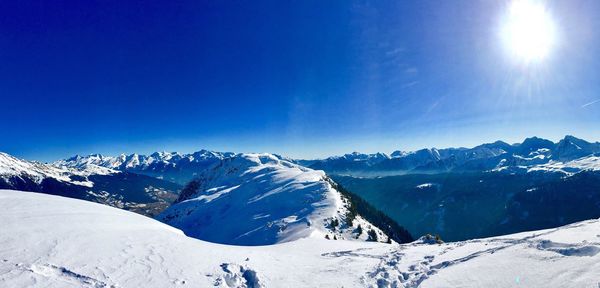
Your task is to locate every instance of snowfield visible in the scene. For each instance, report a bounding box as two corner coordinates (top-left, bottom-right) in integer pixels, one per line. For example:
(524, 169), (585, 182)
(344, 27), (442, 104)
(526, 155), (600, 174)
(2, 190), (600, 287)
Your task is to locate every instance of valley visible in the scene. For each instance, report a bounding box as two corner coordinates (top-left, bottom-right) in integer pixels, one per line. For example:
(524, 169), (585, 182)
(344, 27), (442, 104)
(334, 171), (600, 241)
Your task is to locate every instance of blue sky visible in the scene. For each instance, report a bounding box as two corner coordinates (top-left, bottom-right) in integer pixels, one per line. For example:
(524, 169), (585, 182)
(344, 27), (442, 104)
(1, 0), (600, 161)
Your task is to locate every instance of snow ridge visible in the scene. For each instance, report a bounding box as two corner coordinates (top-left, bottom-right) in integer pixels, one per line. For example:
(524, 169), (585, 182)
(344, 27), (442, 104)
(158, 153), (389, 245)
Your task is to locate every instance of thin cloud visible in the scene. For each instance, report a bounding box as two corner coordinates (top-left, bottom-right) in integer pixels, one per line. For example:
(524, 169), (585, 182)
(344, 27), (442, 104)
(581, 99), (600, 108)
(401, 81), (419, 89)
(385, 47), (405, 56)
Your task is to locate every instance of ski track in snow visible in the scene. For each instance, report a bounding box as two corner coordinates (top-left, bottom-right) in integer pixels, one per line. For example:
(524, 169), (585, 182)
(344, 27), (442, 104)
(0, 259), (115, 288)
(358, 221), (600, 288)
(28, 263), (112, 288)
(11, 228), (596, 288)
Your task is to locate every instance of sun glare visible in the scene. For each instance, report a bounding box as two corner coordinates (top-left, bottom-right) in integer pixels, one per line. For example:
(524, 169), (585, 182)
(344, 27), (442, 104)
(501, 0), (556, 63)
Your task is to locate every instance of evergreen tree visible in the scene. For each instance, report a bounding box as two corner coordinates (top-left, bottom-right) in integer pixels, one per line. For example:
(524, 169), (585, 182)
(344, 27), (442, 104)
(330, 218), (339, 229)
(367, 229), (378, 242)
(326, 178), (414, 243)
(356, 224), (363, 236)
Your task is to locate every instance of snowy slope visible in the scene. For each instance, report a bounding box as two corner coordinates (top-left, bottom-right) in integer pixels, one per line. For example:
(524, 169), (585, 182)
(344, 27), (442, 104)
(364, 220), (600, 288)
(525, 155), (600, 174)
(2, 190), (600, 287)
(158, 153), (390, 245)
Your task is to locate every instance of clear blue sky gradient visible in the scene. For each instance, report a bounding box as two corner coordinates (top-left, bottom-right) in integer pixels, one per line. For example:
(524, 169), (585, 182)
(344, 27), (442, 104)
(1, 0), (600, 161)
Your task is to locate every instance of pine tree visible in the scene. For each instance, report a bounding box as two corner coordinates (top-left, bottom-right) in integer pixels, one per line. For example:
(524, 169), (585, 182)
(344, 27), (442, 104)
(367, 229), (378, 242)
(356, 224), (363, 236)
(330, 218), (339, 230)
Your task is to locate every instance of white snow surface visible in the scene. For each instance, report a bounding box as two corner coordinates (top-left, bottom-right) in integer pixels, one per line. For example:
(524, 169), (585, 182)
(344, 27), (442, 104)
(2, 190), (600, 287)
(158, 153), (387, 245)
(526, 155), (600, 174)
(0, 152), (116, 187)
(491, 155), (600, 175)
(415, 183), (437, 189)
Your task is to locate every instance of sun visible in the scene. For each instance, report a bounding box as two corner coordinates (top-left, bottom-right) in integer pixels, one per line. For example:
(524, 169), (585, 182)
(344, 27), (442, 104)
(501, 0), (556, 63)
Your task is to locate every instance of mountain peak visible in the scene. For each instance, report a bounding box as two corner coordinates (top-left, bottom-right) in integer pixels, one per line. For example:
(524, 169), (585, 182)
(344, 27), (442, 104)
(561, 135), (586, 143)
(55, 149), (235, 184)
(159, 153), (393, 245)
(390, 150), (407, 158)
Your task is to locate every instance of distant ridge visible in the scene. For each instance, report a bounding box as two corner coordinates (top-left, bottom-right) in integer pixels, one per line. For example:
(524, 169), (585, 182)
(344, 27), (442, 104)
(300, 135), (600, 176)
(55, 150), (235, 185)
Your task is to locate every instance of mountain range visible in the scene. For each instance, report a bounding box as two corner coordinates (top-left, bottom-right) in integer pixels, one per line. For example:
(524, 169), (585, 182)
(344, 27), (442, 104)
(301, 135), (600, 176)
(54, 150), (235, 185)
(0, 152), (181, 216)
(52, 135), (600, 183)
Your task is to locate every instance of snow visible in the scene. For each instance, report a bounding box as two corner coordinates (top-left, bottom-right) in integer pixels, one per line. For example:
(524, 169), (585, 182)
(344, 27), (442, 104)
(54, 150), (236, 184)
(415, 183), (437, 189)
(488, 155), (600, 175)
(55, 150), (234, 171)
(526, 155), (600, 174)
(0, 190), (388, 287)
(2, 190), (600, 287)
(303, 136), (600, 177)
(157, 153), (389, 245)
(0, 152), (117, 187)
(54, 153), (127, 170)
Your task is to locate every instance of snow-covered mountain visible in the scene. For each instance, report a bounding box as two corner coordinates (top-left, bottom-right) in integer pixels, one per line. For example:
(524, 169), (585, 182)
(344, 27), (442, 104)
(2, 190), (600, 287)
(0, 152), (181, 216)
(158, 153), (405, 245)
(55, 150), (235, 184)
(297, 152), (391, 172)
(58, 136), (599, 180)
(0, 152), (115, 187)
(554, 135), (600, 161)
(305, 135), (600, 176)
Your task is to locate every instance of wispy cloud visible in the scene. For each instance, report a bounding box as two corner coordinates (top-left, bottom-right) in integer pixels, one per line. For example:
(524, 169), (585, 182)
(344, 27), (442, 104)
(401, 81), (419, 89)
(425, 97), (443, 114)
(581, 99), (600, 108)
(385, 47), (404, 56)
